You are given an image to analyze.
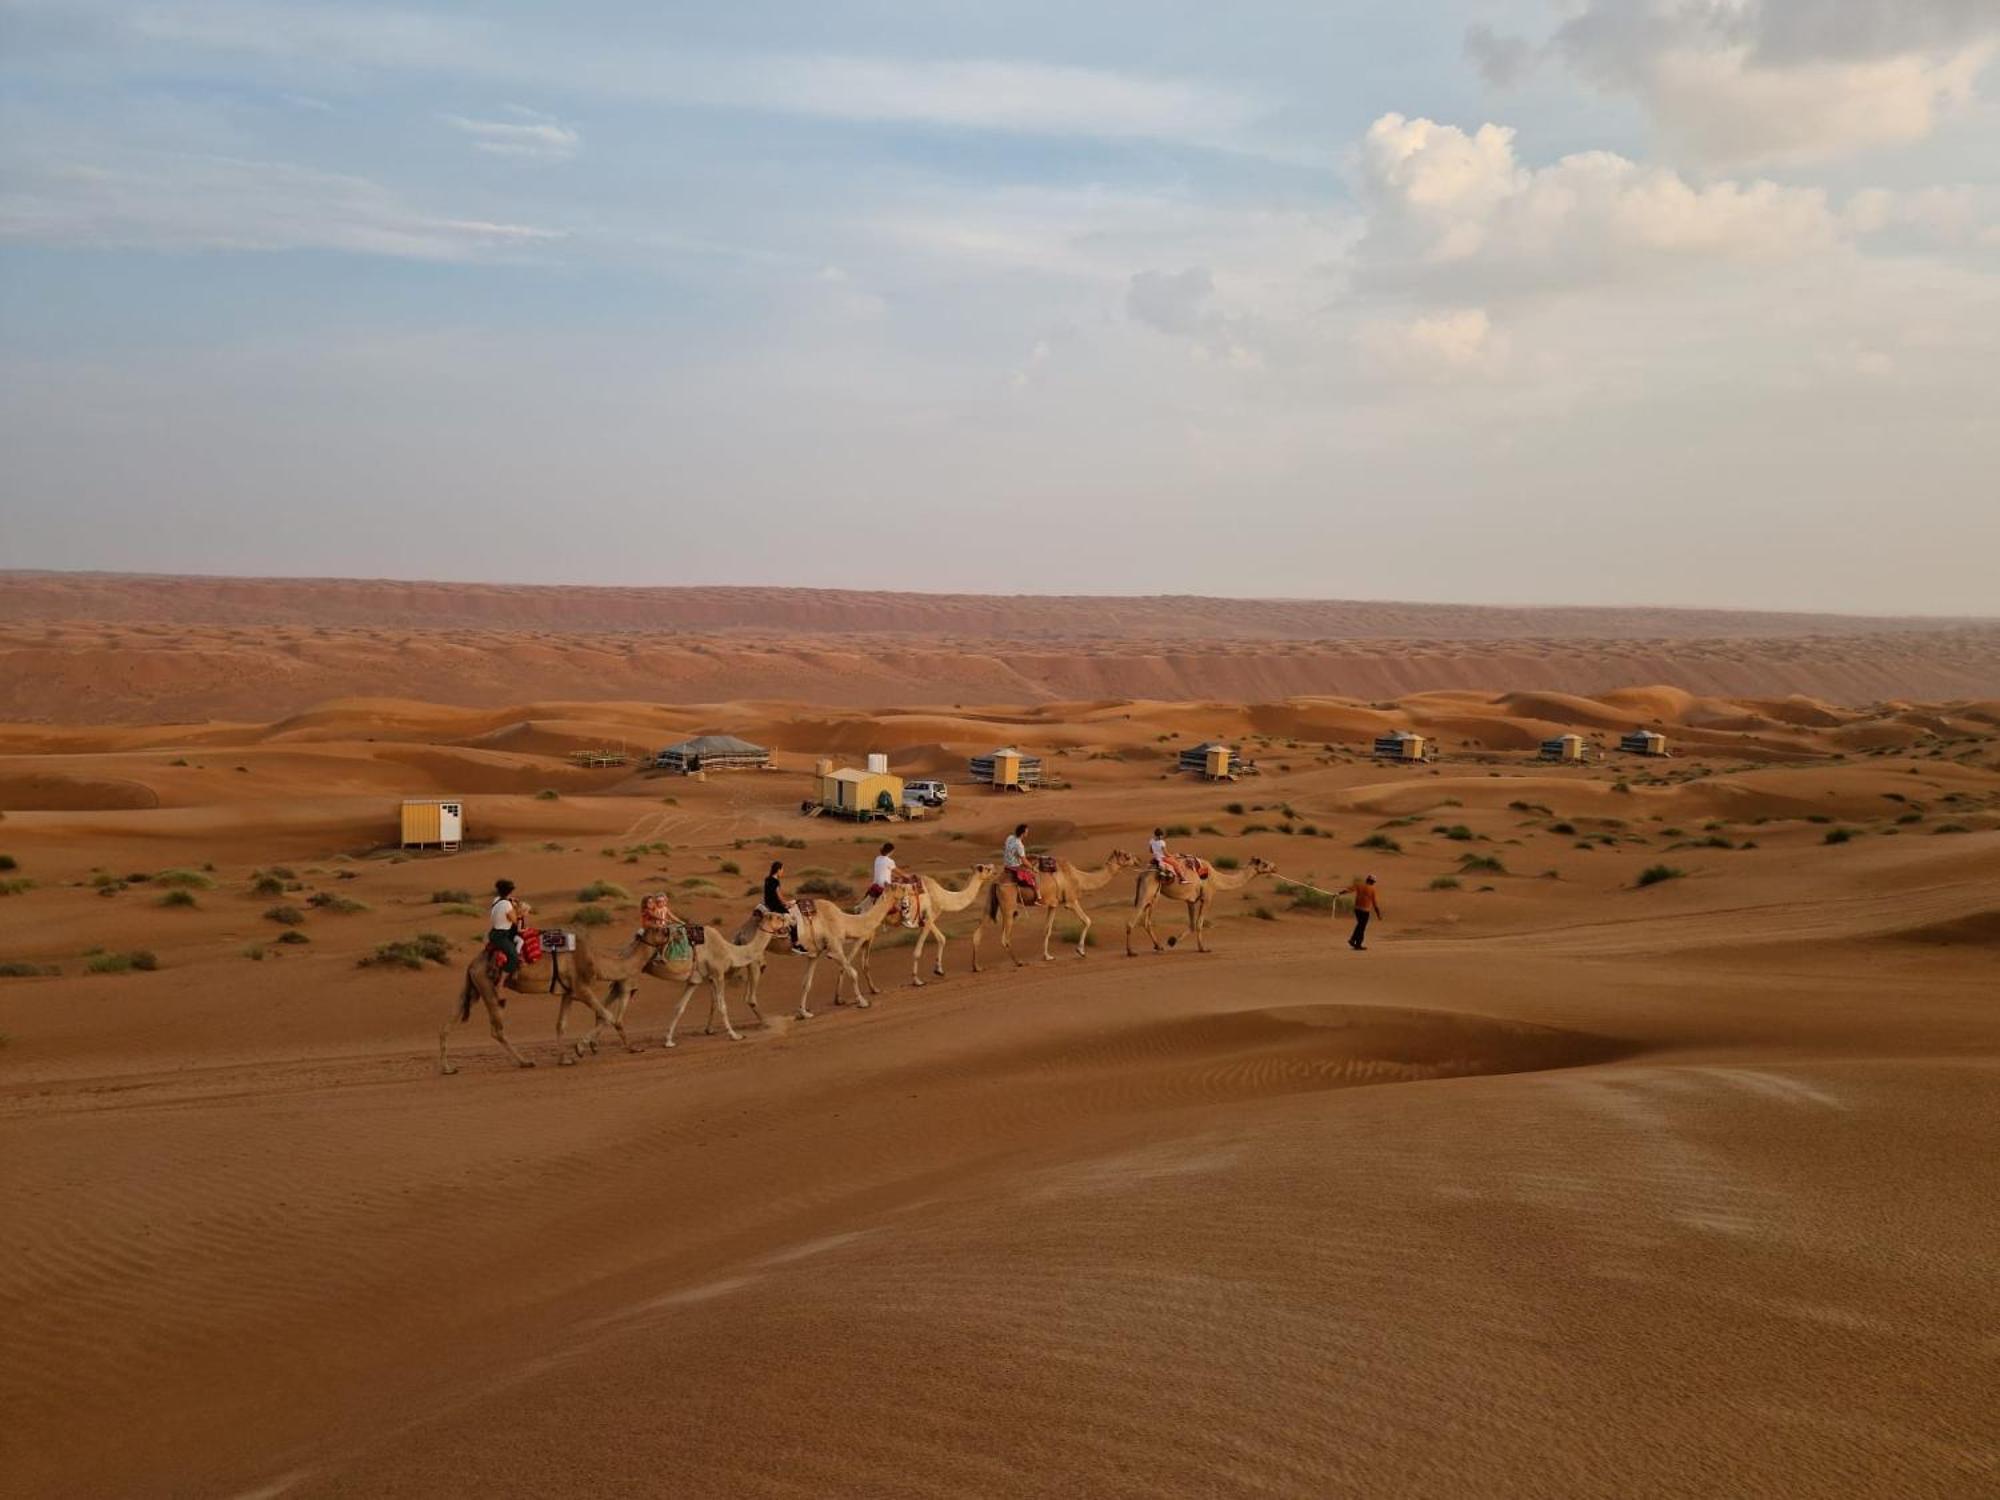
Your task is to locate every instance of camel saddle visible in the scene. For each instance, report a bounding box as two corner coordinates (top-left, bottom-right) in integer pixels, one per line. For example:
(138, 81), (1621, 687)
(1158, 855), (1210, 884)
(1034, 854), (1061, 874)
(795, 897), (819, 919)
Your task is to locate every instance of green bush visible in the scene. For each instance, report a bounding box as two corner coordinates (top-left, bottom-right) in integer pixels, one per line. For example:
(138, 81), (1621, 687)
(153, 869), (214, 890)
(86, 949), (158, 974)
(1439, 824), (1474, 841)
(1459, 854), (1507, 874)
(1635, 865), (1685, 888)
(1355, 833), (1401, 852)
(717, 861), (741, 876)
(360, 932), (454, 969)
(157, 889), (198, 909)
(0, 878), (34, 897)
(429, 888), (473, 904)
(1428, 876), (1461, 890)
(577, 880), (631, 902)
(263, 905), (306, 926)
(308, 892), (370, 914)
(572, 905), (614, 927)
(250, 874), (286, 897)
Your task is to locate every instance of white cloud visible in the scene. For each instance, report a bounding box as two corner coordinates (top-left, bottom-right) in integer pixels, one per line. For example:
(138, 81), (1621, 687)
(442, 109), (579, 163)
(1356, 113), (1838, 291)
(1551, 0), (2000, 163)
(0, 151), (562, 260)
(1358, 308), (1510, 382)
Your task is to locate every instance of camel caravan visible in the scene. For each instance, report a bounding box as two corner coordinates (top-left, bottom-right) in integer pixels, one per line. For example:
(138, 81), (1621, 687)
(438, 823), (1281, 1074)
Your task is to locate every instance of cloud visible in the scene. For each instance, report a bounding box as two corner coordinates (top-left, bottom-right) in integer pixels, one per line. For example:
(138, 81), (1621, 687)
(1355, 113), (1839, 292)
(1358, 308), (1509, 382)
(1550, 0), (2000, 163)
(1464, 24), (1538, 88)
(0, 151), (563, 260)
(442, 109), (579, 163)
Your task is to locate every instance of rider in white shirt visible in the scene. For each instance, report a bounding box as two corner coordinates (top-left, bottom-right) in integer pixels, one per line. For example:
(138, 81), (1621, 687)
(487, 878), (524, 975)
(1148, 828), (1170, 872)
(870, 843), (898, 895)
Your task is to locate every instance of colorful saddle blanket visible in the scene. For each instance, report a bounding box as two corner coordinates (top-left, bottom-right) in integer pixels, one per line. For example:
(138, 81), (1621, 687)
(660, 923), (704, 963)
(1157, 855), (1211, 884)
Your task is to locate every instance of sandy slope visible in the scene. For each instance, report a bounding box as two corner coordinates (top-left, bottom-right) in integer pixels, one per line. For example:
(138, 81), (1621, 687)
(1, 686), (1997, 1497)
(5, 575), (2000, 721)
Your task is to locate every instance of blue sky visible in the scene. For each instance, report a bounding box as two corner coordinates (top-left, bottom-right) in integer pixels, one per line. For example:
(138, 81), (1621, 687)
(3, 1), (1997, 612)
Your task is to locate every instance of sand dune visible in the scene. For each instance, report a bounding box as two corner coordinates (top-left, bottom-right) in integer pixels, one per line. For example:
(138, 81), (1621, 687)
(2, 656), (1998, 1496)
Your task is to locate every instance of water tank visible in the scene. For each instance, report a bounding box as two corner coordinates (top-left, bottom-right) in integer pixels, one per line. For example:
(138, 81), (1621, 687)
(866, 752), (889, 774)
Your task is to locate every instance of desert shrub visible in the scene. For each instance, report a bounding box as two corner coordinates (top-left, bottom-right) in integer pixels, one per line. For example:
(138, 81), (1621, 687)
(263, 904), (306, 926)
(1225, 802), (1245, 816)
(1933, 824), (1971, 835)
(1823, 828), (1855, 845)
(1428, 876), (1461, 890)
(1212, 856), (1241, 871)
(577, 880), (631, 902)
(89, 872), (123, 889)
(1276, 881), (1334, 912)
(1611, 781), (1631, 795)
(797, 876), (855, 901)
(0, 855), (14, 871)
(242, 944), (268, 961)
(535, 789), (561, 801)
(1198, 825), (1222, 836)
(680, 879), (723, 895)
(1240, 823), (1271, 835)
(1251, 905), (1276, 921)
(250, 874), (286, 897)
(157, 889), (198, 909)
(0, 961), (60, 978)
(717, 861), (741, 876)
(1459, 854), (1507, 874)
(1806, 814), (1832, 824)
(275, 929), (311, 946)
(441, 903), (480, 917)
(1276, 823), (1296, 836)
(1355, 834), (1400, 852)
(429, 888), (473, 904)
(360, 932), (454, 969)
(306, 891), (367, 913)
(87, 949), (158, 974)
(1163, 823), (1193, 838)
(1299, 824), (1321, 838)
(572, 905), (614, 927)
(0, 878), (33, 897)
(1635, 865), (1685, 888)
(1895, 812), (1922, 825)
(154, 869), (215, 890)
(763, 835), (808, 850)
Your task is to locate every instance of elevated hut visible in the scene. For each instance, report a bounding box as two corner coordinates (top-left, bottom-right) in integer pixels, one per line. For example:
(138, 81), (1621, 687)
(1540, 733), (1585, 763)
(1619, 729), (1669, 758)
(1177, 741), (1240, 778)
(654, 734), (770, 774)
(969, 746), (1041, 791)
(401, 798), (463, 850)
(1373, 730), (1428, 762)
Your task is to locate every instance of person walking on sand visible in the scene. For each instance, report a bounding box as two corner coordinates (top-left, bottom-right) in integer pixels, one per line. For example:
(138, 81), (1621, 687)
(1349, 875), (1382, 951)
(488, 878), (525, 976)
(764, 859), (810, 955)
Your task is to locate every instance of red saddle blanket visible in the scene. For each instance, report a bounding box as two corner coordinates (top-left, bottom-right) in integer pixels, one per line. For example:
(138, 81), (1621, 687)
(1157, 856), (1211, 884)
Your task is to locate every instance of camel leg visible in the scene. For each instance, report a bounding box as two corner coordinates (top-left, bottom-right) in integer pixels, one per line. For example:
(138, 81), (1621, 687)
(908, 925), (929, 987)
(742, 963), (765, 1027)
(928, 921), (948, 979)
(439, 985), (469, 1075)
(999, 909), (1025, 969)
(1040, 904), (1060, 962)
(1068, 902), (1092, 959)
(665, 980), (702, 1047)
(555, 991), (579, 1065)
(709, 973), (742, 1041)
(579, 987), (639, 1054)
(484, 989), (535, 1069)
(832, 942), (870, 1009)
(797, 955), (818, 1020)
(1184, 900), (1205, 953)
(970, 921), (985, 974)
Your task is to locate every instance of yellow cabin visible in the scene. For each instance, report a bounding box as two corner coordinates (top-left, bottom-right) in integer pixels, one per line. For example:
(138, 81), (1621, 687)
(1540, 734), (1585, 763)
(1204, 745), (1233, 780)
(1373, 731), (1427, 762)
(991, 750), (1021, 788)
(401, 798), (463, 850)
(821, 768), (904, 818)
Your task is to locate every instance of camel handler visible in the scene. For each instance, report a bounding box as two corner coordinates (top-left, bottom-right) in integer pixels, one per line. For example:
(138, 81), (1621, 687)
(1003, 822), (1039, 906)
(488, 878), (525, 977)
(1349, 875), (1383, 951)
(763, 859), (811, 956)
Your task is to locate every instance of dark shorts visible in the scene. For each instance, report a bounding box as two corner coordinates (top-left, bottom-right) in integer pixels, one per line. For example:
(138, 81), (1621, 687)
(489, 928), (522, 973)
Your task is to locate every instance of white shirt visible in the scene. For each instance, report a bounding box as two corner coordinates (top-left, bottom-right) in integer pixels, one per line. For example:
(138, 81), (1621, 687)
(489, 896), (517, 930)
(1003, 835), (1026, 868)
(1149, 837), (1168, 863)
(872, 854), (897, 887)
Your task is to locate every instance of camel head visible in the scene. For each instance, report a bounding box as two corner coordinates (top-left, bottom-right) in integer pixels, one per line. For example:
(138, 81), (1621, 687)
(747, 907), (791, 937)
(970, 862), (997, 880)
(1105, 848), (1137, 870)
(1248, 857), (1278, 876)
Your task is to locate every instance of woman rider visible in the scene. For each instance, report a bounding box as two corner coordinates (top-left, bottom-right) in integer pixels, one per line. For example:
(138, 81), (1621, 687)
(763, 859), (810, 955)
(488, 878), (524, 977)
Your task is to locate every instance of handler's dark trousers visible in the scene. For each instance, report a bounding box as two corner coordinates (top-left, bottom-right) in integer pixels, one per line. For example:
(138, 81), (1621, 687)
(489, 927), (523, 974)
(1349, 911), (1371, 949)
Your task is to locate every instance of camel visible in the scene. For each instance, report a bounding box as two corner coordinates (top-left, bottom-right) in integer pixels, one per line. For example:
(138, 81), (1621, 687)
(854, 863), (996, 988)
(651, 909), (791, 1047)
(439, 917), (668, 1074)
(972, 849), (1137, 970)
(1125, 856), (1278, 956)
(787, 886), (903, 1018)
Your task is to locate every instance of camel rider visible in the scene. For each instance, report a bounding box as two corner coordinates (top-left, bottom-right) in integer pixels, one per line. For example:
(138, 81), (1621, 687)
(1149, 827), (1172, 876)
(488, 878), (524, 977)
(868, 842), (898, 899)
(763, 859), (811, 955)
(1003, 822), (1039, 905)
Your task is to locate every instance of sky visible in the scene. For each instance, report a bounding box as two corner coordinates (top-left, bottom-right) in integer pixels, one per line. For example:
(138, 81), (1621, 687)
(2, 0), (1998, 615)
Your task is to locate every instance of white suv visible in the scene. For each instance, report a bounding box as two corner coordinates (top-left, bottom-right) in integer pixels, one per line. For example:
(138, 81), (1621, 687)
(904, 780), (948, 808)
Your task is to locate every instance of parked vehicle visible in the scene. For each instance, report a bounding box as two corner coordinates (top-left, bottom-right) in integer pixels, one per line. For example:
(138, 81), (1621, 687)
(903, 780), (949, 808)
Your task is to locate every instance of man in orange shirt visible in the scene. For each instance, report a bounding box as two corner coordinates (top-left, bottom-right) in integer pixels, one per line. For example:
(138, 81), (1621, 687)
(1349, 875), (1382, 951)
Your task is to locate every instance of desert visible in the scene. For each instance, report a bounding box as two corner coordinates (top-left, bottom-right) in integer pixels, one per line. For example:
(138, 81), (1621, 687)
(1, 579), (1997, 1497)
